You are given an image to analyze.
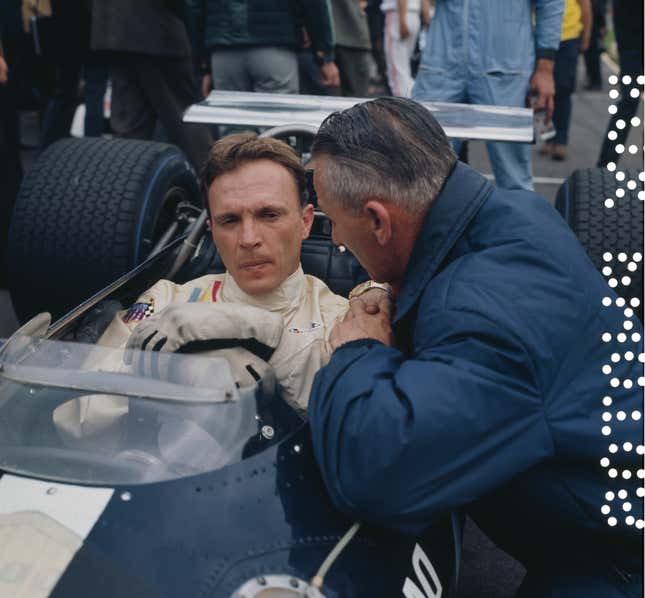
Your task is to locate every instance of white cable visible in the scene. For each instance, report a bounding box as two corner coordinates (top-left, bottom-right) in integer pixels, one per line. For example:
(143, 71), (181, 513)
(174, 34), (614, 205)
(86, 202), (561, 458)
(310, 522), (361, 589)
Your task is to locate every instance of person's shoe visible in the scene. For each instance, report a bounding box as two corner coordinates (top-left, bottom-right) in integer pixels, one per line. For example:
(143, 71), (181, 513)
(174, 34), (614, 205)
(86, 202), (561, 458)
(551, 144), (567, 161)
(538, 143), (553, 157)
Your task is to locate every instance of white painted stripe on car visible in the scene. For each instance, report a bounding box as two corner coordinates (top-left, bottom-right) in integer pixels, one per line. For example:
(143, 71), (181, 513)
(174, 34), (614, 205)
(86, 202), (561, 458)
(0, 474), (113, 538)
(0, 475), (114, 598)
(0, 511), (83, 598)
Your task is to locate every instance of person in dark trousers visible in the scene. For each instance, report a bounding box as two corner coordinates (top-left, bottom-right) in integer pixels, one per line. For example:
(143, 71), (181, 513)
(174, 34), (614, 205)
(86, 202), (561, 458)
(307, 97), (643, 598)
(583, 0), (606, 90)
(540, 0), (592, 161)
(330, 0), (372, 97)
(596, 0), (643, 168)
(91, 0), (212, 170)
(0, 0), (23, 286)
(38, 0), (91, 148)
(365, 0), (389, 92)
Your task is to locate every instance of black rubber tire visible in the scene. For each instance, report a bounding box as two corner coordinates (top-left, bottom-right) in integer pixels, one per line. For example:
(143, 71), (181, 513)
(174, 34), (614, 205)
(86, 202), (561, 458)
(8, 137), (200, 323)
(555, 167), (643, 321)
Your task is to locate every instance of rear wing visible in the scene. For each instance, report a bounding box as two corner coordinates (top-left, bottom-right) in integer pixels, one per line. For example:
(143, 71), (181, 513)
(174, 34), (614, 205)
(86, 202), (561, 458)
(183, 91), (535, 143)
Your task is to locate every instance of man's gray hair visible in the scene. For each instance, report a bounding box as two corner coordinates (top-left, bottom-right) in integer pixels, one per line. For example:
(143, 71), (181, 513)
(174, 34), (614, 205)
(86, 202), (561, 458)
(311, 97), (457, 214)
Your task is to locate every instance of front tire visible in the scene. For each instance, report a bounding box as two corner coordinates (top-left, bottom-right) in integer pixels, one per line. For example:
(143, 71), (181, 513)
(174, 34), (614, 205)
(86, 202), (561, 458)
(8, 137), (200, 323)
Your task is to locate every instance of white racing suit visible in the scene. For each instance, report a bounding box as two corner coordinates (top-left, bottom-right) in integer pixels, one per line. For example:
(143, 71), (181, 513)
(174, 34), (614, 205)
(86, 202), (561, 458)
(53, 266), (347, 443)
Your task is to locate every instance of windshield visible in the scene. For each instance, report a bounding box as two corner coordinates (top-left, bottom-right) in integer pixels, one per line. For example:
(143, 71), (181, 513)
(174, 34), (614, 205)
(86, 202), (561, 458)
(0, 334), (297, 486)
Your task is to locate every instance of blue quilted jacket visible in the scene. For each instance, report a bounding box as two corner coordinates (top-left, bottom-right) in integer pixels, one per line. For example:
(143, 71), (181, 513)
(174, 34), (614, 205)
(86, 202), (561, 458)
(309, 162), (642, 579)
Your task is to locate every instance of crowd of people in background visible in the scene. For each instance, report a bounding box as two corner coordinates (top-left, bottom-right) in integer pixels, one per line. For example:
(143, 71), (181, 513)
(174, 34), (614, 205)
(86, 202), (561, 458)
(0, 0), (642, 284)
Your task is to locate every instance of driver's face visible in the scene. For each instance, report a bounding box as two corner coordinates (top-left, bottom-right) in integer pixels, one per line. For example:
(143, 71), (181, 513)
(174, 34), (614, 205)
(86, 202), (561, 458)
(208, 160), (314, 296)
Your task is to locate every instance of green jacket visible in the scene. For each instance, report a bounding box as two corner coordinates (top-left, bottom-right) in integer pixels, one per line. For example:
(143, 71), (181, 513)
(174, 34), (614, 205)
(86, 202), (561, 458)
(185, 0), (336, 68)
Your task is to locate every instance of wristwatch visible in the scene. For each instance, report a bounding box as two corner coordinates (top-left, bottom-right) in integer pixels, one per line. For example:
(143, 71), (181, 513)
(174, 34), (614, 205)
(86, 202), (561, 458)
(315, 50), (334, 66)
(348, 280), (393, 300)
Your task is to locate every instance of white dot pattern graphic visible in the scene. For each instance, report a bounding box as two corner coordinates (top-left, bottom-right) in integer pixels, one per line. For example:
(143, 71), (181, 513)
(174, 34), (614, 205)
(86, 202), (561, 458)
(600, 77), (643, 530)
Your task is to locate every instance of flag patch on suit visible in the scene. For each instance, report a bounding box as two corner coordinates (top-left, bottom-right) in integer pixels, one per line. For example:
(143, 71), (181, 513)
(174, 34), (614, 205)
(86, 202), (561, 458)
(122, 298), (155, 323)
(288, 322), (321, 334)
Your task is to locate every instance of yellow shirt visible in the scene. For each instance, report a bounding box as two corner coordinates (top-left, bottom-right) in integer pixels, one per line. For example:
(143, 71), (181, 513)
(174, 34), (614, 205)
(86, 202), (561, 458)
(561, 0), (583, 41)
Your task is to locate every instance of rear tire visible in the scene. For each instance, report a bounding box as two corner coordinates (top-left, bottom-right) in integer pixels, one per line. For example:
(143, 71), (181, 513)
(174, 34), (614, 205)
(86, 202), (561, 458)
(555, 168), (643, 321)
(8, 137), (200, 323)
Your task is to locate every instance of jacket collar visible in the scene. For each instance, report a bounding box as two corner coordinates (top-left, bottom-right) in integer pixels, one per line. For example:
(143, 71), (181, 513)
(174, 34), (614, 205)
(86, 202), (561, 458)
(393, 161), (493, 324)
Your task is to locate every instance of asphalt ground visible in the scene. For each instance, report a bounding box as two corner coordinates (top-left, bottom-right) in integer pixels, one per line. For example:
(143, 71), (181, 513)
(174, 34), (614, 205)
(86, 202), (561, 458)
(0, 56), (642, 598)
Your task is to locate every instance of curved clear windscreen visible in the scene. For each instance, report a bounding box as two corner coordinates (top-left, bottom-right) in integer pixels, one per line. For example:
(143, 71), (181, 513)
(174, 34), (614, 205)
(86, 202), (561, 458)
(0, 334), (287, 486)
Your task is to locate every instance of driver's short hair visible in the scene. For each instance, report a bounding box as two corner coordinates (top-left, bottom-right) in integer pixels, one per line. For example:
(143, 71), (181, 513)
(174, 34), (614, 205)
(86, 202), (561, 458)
(201, 132), (307, 214)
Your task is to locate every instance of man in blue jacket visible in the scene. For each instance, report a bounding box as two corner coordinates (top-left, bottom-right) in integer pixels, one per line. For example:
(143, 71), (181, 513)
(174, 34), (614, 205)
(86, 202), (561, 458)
(308, 97), (643, 596)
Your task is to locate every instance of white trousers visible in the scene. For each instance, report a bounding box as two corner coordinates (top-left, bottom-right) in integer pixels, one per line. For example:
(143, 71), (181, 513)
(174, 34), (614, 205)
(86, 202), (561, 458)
(383, 10), (421, 97)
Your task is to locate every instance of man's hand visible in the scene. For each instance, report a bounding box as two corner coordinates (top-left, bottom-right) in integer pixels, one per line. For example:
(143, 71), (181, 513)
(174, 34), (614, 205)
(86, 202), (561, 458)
(350, 286), (393, 315)
(397, 0), (410, 38)
(330, 292), (394, 350)
(399, 16), (411, 39)
(529, 58), (555, 121)
(201, 73), (212, 99)
(319, 61), (340, 87)
(0, 57), (8, 85)
(421, 0), (431, 27)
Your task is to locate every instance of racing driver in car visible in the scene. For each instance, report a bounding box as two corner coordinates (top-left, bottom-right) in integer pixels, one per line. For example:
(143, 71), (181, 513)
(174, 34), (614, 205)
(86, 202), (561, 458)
(54, 133), (389, 444)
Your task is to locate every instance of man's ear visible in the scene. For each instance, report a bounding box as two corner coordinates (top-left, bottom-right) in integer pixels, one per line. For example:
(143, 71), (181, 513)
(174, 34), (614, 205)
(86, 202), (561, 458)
(301, 203), (315, 240)
(363, 200), (392, 246)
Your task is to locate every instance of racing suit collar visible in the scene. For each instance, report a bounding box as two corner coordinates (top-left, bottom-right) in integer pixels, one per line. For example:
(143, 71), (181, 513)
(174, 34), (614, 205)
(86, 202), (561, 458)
(393, 161), (493, 324)
(220, 265), (306, 315)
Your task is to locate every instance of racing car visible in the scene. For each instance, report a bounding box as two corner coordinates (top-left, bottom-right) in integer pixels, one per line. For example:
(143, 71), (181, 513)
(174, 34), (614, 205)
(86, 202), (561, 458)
(2, 93), (643, 598)
(1, 185), (459, 598)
